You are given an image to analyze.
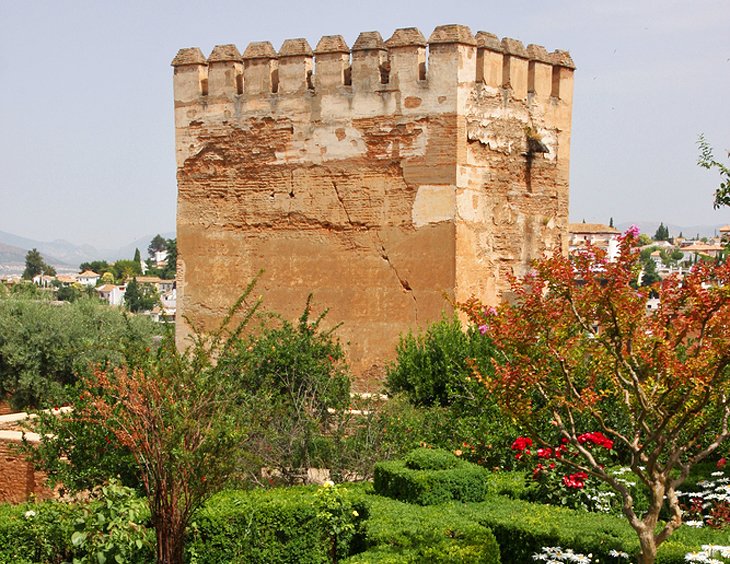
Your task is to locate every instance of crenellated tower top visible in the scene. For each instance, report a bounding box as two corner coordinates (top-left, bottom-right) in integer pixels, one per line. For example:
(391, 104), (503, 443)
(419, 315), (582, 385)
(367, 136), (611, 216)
(172, 24), (574, 106)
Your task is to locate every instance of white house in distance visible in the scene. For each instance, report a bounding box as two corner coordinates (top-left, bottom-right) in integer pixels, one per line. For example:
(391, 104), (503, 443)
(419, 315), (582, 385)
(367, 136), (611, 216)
(568, 223), (621, 260)
(96, 284), (126, 306)
(77, 270), (100, 287)
(679, 241), (725, 262)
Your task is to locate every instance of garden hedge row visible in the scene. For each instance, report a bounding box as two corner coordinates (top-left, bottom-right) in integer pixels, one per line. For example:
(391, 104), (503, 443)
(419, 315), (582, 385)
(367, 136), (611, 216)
(187, 486), (367, 563)
(462, 494), (730, 564)
(374, 449), (489, 505)
(343, 494), (500, 563)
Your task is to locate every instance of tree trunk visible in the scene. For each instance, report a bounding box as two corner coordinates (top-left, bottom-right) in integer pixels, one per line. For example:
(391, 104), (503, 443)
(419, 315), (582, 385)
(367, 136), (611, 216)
(155, 513), (186, 564)
(637, 530), (657, 564)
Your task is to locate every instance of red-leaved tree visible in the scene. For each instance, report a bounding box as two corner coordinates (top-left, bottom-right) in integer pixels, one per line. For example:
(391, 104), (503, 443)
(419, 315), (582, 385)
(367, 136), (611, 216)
(462, 229), (730, 564)
(81, 281), (261, 564)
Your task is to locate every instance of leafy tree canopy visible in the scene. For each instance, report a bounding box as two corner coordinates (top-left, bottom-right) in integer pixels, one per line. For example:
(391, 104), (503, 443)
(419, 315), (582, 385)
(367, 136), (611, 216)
(22, 248), (53, 280)
(147, 234), (167, 257)
(462, 230), (730, 563)
(124, 278), (157, 313)
(653, 222), (669, 241)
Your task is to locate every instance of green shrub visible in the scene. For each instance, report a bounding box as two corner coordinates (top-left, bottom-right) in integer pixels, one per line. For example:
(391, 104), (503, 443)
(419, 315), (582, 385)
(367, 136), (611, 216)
(186, 485), (367, 564)
(223, 297), (352, 484)
(0, 295), (156, 409)
(483, 470), (528, 499)
(374, 451), (489, 505)
(460, 494), (730, 564)
(0, 482), (152, 564)
(403, 448), (458, 471)
(383, 317), (520, 469)
(344, 495), (500, 564)
(385, 316), (494, 408)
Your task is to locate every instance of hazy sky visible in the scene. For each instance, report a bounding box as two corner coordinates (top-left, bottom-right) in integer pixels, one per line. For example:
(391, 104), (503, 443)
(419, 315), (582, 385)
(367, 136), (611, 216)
(1, 0), (728, 248)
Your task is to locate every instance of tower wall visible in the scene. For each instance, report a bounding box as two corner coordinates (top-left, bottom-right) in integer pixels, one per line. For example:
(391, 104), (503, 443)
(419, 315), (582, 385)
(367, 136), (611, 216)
(172, 24), (574, 385)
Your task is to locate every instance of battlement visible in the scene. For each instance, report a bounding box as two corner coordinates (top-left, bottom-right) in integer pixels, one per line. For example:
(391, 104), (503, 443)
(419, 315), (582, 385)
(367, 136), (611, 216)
(172, 24), (574, 105)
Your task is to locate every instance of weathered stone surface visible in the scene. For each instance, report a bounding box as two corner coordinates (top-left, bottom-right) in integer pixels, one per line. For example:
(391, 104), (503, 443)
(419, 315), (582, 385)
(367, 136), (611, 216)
(428, 24), (477, 46)
(171, 47), (206, 66)
(314, 35), (350, 54)
(172, 25), (574, 386)
(208, 44), (242, 63)
(242, 41), (277, 60)
(385, 27), (427, 48)
(279, 38), (313, 57)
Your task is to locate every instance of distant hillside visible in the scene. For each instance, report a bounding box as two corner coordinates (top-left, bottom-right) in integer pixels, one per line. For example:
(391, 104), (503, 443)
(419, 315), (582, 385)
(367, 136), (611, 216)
(0, 230), (175, 268)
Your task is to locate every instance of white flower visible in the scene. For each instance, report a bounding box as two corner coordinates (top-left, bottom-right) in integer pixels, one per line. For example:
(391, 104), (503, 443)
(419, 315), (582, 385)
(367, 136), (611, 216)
(684, 520), (705, 528)
(24, 510), (36, 519)
(608, 549), (630, 559)
(322, 480), (334, 488)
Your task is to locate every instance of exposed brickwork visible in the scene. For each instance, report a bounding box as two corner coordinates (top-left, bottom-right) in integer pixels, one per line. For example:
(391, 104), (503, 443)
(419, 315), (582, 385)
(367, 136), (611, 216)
(172, 25), (574, 385)
(0, 440), (52, 503)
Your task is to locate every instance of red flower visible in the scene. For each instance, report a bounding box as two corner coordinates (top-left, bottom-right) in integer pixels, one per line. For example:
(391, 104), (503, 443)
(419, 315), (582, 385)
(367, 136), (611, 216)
(718, 458), (727, 469)
(577, 431), (613, 450)
(562, 471), (588, 489)
(511, 437), (533, 451)
(537, 447), (553, 459)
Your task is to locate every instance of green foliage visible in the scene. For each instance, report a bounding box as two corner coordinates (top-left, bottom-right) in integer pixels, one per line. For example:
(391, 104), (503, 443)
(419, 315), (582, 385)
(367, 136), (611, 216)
(110, 259), (141, 282)
(638, 233), (653, 246)
(22, 248), (52, 280)
(67, 479), (154, 564)
(227, 297), (352, 484)
(462, 494), (730, 564)
(28, 385), (140, 492)
(384, 317), (518, 468)
(78, 260), (108, 274)
(0, 481), (151, 564)
(0, 295), (156, 409)
(186, 486), (366, 564)
(147, 234), (167, 257)
(133, 248), (141, 264)
(374, 450), (489, 505)
(403, 448), (459, 471)
(386, 315), (493, 408)
(316, 482), (361, 563)
(698, 134), (730, 209)
(344, 495), (499, 564)
(55, 285), (81, 302)
(654, 222), (670, 241)
(123, 277), (157, 313)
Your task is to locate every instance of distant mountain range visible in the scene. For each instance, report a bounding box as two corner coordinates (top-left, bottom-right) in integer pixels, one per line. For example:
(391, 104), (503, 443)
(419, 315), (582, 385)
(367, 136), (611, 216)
(0, 230), (175, 275)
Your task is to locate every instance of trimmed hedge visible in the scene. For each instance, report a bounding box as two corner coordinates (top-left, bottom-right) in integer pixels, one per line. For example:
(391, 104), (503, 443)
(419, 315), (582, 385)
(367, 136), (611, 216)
(344, 495), (500, 563)
(460, 495), (730, 564)
(374, 449), (488, 505)
(186, 486), (366, 564)
(403, 448), (459, 471)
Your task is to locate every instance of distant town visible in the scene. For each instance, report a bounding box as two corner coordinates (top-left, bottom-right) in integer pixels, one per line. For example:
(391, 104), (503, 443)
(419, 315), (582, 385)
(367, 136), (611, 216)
(0, 234), (177, 323)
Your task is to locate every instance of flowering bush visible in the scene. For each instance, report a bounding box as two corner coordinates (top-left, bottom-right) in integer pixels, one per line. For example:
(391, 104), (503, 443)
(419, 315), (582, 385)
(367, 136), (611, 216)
(684, 544), (730, 563)
(532, 546), (631, 562)
(512, 434), (619, 512)
(678, 470), (730, 529)
(315, 481), (361, 563)
(461, 228), (730, 563)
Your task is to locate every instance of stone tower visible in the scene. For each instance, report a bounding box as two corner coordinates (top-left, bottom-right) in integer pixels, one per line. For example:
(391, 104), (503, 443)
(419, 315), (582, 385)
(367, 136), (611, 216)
(172, 24), (574, 383)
